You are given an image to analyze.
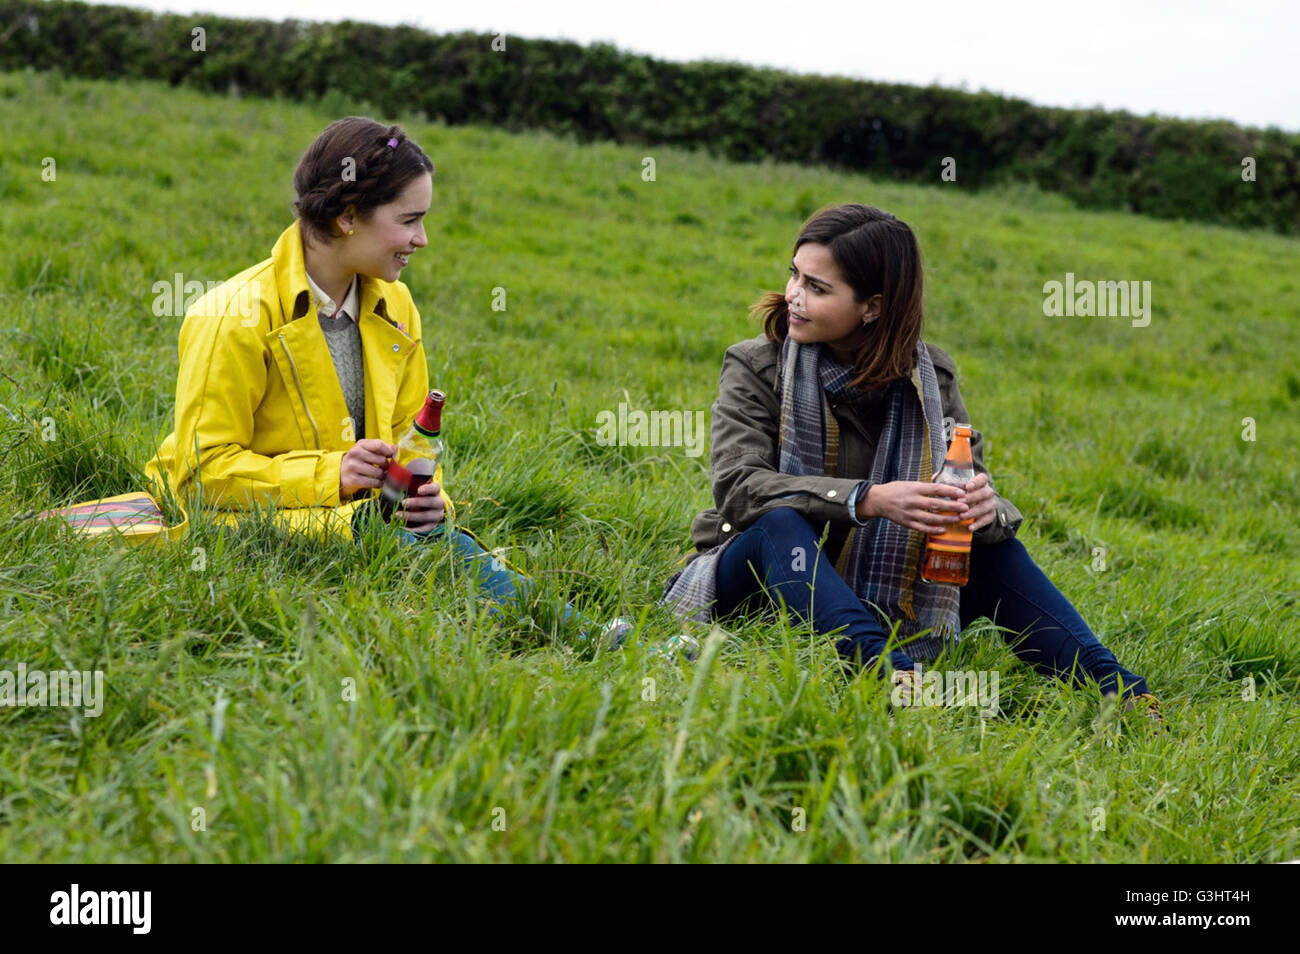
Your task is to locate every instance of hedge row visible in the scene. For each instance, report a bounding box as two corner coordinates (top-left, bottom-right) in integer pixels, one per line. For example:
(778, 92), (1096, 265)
(2, 0), (1297, 234)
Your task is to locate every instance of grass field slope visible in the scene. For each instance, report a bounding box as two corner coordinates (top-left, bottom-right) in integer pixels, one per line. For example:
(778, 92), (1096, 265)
(1, 69), (1297, 862)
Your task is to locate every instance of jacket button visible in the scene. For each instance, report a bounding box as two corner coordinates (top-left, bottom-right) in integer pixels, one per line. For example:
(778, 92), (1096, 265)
(392, 344), (400, 352)
(721, 522), (732, 533)
(826, 489), (837, 498)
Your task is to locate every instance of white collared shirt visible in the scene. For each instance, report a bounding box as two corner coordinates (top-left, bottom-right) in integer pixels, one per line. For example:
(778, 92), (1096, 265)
(304, 270), (360, 324)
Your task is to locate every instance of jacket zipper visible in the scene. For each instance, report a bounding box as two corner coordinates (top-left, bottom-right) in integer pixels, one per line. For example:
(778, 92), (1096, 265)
(278, 332), (321, 449)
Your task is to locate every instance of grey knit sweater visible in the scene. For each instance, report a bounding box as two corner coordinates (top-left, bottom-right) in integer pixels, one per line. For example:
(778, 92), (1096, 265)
(319, 313), (366, 441)
(305, 271), (367, 441)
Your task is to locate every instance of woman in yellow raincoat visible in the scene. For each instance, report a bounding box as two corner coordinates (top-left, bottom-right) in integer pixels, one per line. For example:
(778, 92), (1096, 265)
(146, 116), (629, 646)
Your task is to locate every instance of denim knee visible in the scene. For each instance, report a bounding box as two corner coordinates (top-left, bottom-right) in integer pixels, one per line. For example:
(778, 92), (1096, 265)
(749, 506), (816, 541)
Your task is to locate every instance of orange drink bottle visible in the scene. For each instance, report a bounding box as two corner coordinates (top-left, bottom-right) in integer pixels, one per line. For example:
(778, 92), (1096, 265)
(921, 424), (975, 586)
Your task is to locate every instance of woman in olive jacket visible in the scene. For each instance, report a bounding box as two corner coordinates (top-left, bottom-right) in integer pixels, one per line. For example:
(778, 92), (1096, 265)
(661, 204), (1162, 725)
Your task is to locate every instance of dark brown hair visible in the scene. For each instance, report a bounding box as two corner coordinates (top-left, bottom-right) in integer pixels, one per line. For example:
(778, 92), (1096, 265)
(292, 117), (435, 246)
(751, 203), (924, 391)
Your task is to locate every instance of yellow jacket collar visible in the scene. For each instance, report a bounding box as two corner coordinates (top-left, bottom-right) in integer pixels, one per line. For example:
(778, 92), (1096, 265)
(272, 220), (394, 327)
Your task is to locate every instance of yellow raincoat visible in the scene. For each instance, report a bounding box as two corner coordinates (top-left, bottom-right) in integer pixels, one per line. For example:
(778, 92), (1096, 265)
(145, 220), (453, 541)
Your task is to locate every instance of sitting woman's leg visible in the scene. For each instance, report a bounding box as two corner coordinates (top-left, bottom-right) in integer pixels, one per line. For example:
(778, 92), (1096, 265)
(410, 524), (560, 609)
(714, 507), (917, 675)
(352, 503), (603, 637)
(960, 536), (1150, 700)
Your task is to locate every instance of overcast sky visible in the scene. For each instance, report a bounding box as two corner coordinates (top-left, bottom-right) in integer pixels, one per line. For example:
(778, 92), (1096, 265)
(89, 0), (1298, 131)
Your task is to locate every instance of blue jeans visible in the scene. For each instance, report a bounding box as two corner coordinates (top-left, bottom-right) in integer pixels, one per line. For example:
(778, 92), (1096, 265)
(352, 502), (597, 636)
(713, 507), (1150, 700)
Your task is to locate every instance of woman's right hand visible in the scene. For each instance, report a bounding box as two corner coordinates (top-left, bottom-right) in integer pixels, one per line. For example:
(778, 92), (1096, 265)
(340, 439), (398, 500)
(857, 470), (969, 534)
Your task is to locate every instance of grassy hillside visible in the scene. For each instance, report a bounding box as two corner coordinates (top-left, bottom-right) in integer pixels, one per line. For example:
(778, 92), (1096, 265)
(1, 68), (1297, 862)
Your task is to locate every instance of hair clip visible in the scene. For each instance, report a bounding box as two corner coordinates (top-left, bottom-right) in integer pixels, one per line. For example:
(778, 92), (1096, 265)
(387, 137), (399, 148)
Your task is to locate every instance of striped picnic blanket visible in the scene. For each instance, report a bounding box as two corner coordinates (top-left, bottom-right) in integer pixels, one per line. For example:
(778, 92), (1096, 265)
(37, 492), (185, 544)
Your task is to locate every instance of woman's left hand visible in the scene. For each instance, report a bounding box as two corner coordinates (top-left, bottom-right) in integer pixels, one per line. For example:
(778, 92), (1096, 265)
(961, 473), (997, 532)
(397, 480), (446, 532)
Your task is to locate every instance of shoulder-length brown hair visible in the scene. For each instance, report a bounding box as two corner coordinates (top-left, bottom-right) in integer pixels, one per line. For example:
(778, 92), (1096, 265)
(751, 203), (924, 391)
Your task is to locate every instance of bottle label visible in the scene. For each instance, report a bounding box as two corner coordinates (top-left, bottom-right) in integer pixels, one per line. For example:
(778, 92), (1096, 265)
(927, 552), (966, 571)
(381, 457), (435, 504)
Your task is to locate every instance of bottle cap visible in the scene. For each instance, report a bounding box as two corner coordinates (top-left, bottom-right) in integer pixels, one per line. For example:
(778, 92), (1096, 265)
(414, 389), (445, 435)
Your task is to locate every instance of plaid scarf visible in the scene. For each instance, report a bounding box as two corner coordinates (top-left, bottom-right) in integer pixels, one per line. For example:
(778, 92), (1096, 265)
(778, 336), (961, 661)
(660, 336), (961, 662)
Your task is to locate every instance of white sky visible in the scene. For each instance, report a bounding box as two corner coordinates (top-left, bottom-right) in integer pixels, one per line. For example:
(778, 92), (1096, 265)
(89, 0), (1298, 131)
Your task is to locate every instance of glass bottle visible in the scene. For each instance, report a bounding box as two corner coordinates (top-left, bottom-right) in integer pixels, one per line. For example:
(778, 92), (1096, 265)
(921, 423), (975, 586)
(378, 389), (445, 524)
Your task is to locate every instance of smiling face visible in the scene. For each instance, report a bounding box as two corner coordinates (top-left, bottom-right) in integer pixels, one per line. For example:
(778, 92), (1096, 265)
(784, 241), (881, 360)
(338, 172), (432, 282)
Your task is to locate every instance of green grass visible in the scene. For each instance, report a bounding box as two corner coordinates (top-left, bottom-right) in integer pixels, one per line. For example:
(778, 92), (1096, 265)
(1, 68), (1298, 862)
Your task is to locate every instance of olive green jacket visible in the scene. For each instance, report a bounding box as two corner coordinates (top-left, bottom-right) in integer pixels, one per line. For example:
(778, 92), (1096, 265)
(682, 334), (1024, 566)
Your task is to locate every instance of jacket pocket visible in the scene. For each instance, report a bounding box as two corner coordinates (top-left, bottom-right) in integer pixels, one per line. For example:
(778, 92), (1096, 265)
(265, 330), (320, 450)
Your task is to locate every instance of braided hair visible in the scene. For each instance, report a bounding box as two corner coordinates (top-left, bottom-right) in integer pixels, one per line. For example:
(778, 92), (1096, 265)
(292, 117), (435, 246)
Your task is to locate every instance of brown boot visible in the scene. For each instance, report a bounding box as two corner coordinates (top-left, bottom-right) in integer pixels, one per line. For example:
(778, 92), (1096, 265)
(891, 668), (923, 707)
(1120, 692), (1168, 732)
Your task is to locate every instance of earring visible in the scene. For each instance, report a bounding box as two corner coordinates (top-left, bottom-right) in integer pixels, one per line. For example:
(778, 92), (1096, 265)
(347, 229), (355, 236)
